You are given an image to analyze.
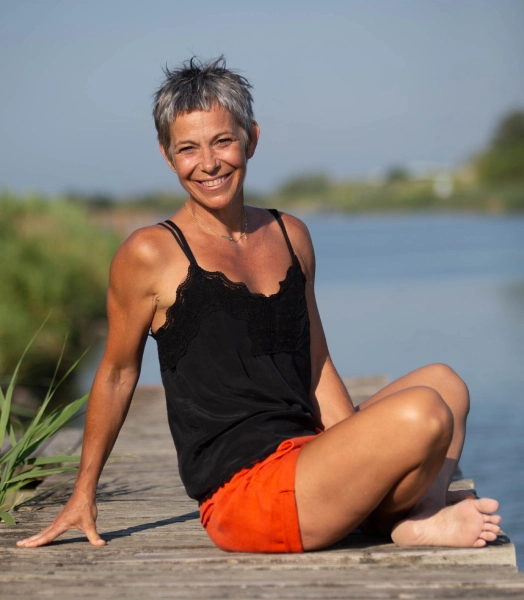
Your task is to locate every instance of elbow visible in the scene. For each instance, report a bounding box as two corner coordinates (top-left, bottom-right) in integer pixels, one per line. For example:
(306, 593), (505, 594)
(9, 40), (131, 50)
(95, 361), (141, 393)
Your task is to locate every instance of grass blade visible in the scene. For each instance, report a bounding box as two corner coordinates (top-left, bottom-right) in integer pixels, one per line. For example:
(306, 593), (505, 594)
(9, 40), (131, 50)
(0, 319), (49, 451)
(0, 511), (16, 525)
(12, 476), (77, 511)
(7, 395), (86, 469)
(0, 322), (88, 525)
(22, 455), (82, 467)
(0, 386), (17, 447)
(37, 346), (89, 421)
(16, 336), (70, 446)
(0, 454), (17, 498)
(7, 466), (79, 485)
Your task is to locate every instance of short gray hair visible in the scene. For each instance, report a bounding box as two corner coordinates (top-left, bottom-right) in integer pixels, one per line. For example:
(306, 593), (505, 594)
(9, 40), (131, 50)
(153, 56), (254, 157)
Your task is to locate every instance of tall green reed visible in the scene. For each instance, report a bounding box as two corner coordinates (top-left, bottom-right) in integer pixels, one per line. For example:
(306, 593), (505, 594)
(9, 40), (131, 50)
(0, 326), (87, 525)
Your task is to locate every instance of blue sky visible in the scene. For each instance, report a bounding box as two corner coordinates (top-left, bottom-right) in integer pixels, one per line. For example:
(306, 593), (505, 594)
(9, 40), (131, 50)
(1, 0), (523, 195)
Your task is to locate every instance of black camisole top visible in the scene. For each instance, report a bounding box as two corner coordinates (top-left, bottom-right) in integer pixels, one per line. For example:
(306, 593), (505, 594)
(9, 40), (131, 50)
(151, 209), (319, 503)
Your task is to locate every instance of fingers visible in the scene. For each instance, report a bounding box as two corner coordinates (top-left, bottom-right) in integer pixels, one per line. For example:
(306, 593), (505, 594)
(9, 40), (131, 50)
(16, 523), (59, 546)
(17, 523), (67, 548)
(16, 520), (105, 548)
(16, 494), (104, 549)
(16, 532), (48, 546)
(85, 524), (106, 546)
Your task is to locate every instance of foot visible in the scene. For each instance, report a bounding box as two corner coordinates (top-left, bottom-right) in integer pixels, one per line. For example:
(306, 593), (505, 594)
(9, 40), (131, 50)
(391, 498), (502, 548)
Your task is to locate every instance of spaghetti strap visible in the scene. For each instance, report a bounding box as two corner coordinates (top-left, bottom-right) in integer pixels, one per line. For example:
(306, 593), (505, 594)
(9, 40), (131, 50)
(268, 209), (295, 259)
(158, 220), (197, 265)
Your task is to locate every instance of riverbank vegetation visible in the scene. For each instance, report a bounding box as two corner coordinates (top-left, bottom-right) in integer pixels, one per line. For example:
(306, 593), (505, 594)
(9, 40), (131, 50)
(268, 175), (524, 214)
(0, 193), (120, 391)
(270, 109), (524, 213)
(66, 109), (524, 215)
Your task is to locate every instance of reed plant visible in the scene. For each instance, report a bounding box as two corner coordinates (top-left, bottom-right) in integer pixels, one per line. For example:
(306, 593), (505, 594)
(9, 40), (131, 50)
(0, 328), (87, 525)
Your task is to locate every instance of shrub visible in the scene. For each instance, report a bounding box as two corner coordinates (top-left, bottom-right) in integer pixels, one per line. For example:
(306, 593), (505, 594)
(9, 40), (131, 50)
(0, 192), (120, 388)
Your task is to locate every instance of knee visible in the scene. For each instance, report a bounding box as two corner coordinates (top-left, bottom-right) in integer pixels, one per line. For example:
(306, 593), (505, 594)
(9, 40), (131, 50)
(423, 363), (470, 417)
(426, 363), (468, 396)
(397, 386), (454, 447)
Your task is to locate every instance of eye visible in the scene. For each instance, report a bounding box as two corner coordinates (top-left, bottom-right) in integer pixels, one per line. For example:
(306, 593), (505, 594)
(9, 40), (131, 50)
(216, 138), (233, 146)
(178, 146), (195, 154)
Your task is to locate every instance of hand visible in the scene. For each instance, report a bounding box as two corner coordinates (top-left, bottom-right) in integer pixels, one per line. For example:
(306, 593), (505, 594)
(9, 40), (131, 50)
(16, 491), (106, 548)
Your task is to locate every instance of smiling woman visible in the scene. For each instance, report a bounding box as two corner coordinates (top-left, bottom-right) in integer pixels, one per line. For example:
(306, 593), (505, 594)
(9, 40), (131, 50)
(159, 104), (259, 226)
(17, 57), (501, 553)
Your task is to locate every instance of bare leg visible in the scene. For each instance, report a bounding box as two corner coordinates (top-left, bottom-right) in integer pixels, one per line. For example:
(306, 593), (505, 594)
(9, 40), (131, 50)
(358, 364), (501, 547)
(360, 363), (470, 510)
(295, 366), (501, 550)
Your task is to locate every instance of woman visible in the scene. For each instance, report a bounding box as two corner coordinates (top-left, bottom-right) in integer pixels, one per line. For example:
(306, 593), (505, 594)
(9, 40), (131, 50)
(18, 57), (501, 553)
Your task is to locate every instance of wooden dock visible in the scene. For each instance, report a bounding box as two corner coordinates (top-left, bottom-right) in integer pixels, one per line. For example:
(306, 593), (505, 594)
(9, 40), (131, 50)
(1, 380), (522, 599)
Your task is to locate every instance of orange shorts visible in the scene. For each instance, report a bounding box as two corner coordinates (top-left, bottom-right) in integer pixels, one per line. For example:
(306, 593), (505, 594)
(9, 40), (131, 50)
(199, 435), (317, 553)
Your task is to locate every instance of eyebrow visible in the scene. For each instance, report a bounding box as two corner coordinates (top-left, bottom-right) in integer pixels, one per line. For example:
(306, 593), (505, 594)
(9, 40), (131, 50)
(174, 130), (236, 147)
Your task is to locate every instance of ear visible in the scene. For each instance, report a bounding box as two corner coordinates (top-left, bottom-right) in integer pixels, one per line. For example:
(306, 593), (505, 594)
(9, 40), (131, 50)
(159, 143), (177, 173)
(246, 121), (260, 160)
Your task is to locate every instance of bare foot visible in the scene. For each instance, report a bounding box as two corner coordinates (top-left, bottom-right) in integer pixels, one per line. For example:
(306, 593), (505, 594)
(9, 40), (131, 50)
(391, 498), (502, 548)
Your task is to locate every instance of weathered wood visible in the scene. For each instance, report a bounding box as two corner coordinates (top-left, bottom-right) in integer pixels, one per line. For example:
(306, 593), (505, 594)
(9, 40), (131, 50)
(1, 381), (521, 599)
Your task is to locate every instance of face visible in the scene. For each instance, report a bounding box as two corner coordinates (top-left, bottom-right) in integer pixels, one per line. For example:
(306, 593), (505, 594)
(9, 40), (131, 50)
(160, 104), (259, 211)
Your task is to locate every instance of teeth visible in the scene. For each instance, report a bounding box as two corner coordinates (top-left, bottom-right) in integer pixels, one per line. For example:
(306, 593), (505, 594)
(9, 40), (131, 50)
(199, 176), (227, 187)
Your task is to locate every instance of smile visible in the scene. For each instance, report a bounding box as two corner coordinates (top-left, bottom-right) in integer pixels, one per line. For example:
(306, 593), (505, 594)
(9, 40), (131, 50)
(194, 174), (232, 189)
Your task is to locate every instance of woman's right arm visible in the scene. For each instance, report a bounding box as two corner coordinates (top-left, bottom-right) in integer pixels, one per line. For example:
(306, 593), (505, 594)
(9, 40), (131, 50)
(17, 228), (165, 548)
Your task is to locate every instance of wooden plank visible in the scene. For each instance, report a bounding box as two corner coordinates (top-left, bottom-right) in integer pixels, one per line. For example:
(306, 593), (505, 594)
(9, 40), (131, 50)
(1, 381), (521, 599)
(343, 375), (390, 405)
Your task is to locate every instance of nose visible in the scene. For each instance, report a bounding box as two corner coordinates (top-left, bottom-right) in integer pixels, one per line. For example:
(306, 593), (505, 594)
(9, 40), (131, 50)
(200, 145), (220, 174)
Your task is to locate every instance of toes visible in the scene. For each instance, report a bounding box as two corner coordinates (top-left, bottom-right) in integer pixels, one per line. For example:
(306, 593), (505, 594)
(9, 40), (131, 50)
(473, 538), (487, 548)
(474, 498), (500, 514)
(483, 522), (501, 534)
(483, 513), (502, 525)
(479, 530), (498, 542)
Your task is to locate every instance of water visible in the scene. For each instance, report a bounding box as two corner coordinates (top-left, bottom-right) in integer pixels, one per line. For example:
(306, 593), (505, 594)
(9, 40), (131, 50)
(304, 214), (524, 569)
(87, 213), (524, 568)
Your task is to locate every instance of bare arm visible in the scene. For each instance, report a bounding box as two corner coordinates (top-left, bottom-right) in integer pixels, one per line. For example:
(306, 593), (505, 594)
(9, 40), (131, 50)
(281, 213), (355, 429)
(17, 227), (167, 548)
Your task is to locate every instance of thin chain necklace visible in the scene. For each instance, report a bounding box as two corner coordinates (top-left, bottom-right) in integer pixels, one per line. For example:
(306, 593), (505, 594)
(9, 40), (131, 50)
(183, 203), (248, 242)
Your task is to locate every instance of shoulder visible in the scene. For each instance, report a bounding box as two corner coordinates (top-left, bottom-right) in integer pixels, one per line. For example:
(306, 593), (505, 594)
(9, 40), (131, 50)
(113, 220), (188, 268)
(113, 225), (165, 267)
(278, 211), (312, 244)
(252, 207), (312, 248)
(273, 210), (316, 281)
(109, 222), (185, 292)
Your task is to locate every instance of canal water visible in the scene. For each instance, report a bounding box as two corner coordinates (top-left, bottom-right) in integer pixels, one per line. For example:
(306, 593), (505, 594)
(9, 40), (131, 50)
(82, 213), (524, 567)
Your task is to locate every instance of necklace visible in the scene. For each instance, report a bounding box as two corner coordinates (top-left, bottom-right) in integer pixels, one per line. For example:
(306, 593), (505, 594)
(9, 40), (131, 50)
(183, 203), (248, 242)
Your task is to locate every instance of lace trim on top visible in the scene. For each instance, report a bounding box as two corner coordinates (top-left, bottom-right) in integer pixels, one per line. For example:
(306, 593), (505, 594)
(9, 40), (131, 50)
(152, 257), (308, 372)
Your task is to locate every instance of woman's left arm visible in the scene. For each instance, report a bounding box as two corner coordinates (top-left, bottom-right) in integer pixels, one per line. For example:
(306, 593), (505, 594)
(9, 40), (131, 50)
(281, 213), (356, 429)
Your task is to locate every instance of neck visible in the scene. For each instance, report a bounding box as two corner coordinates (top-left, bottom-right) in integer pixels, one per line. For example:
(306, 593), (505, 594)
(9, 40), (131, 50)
(186, 198), (247, 241)
(188, 198), (246, 236)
